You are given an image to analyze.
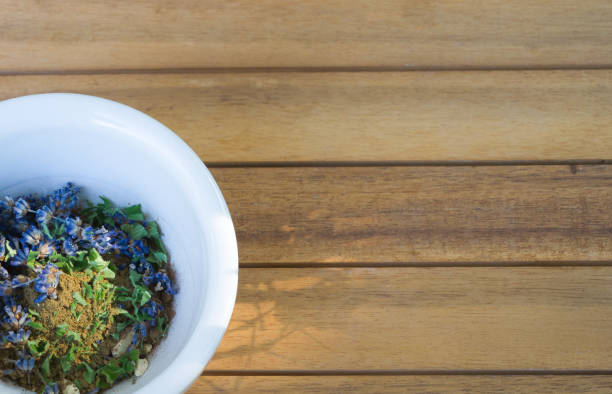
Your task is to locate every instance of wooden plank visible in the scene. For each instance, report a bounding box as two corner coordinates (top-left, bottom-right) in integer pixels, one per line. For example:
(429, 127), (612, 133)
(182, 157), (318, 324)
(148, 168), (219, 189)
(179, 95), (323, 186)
(2, 71), (612, 162)
(2, 1), (612, 71)
(190, 375), (612, 393)
(211, 165), (612, 264)
(207, 267), (612, 370)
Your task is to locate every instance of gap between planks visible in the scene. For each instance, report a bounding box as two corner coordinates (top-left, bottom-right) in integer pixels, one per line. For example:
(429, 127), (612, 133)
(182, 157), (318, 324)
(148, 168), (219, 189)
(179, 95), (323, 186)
(206, 160), (612, 168)
(201, 370), (612, 376)
(3, 65), (612, 76)
(239, 261), (612, 268)
(190, 374), (612, 393)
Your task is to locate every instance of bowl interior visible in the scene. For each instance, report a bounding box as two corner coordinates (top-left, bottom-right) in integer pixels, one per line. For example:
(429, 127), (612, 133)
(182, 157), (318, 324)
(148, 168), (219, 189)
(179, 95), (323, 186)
(0, 94), (238, 393)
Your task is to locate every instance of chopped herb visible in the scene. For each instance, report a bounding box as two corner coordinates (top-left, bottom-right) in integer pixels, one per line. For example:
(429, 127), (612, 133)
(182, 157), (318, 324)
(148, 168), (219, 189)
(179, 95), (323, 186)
(0, 183), (176, 392)
(120, 223), (148, 241)
(41, 355), (51, 378)
(146, 250), (167, 268)
(70, 300), (78, 318)
(81, 362), (95, 384)
(27, 339), (49, 356)
(56, 323), (69, 337)
(123, 204), (145, 221)
(98, 360), (124, 384)
(83, 282), (94, 299)
(27, 321), (45, 331)
(66, 331), (82, 343)
(73, 291), (88, 306)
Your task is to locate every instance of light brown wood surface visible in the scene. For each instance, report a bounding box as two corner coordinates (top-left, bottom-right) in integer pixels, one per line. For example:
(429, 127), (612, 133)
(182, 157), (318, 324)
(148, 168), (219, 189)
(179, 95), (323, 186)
(2, 71), (612, 162)
(190, 376), (612, 393)
(206, 267), (612, 370)
(6, 1), (612, 391)
(3, 1), (612, 71)
(211, 165), (612, 264)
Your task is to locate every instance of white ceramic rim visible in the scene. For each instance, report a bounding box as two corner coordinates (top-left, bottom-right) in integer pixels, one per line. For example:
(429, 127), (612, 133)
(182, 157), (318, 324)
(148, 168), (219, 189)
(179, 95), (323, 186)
(0, 93), (239, 393)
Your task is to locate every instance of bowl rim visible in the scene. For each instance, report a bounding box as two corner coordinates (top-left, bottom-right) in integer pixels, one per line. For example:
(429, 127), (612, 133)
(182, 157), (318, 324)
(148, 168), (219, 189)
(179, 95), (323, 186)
(0, 93), (239, 393)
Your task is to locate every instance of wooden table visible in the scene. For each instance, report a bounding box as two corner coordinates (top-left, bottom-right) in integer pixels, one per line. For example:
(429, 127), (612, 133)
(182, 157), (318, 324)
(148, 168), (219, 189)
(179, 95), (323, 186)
(4, 1), (612, 392)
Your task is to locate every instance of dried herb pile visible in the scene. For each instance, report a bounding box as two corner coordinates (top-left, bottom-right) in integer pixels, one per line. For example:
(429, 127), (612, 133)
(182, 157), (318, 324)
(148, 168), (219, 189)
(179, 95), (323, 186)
(0, 183), (176, 393)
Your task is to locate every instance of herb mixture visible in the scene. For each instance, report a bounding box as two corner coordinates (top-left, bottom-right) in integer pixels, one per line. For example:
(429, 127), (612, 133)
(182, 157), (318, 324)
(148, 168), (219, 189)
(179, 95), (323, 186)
(0, 183), (176, 393)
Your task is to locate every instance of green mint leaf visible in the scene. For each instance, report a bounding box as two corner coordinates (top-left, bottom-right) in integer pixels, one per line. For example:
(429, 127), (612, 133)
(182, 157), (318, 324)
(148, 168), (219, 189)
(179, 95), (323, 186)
(96, 378), (110, 390)
(98, 361), (124, 384)
(123, 360), (135, 375)
(115, 321), (131, 333)
(73, 291), (88, 306)
(127, 348), (139, 363)
(135, 286), (151, 307)
(90, 319), (101, 335)
(146, 250), (167, 268)
(100, 267), (116, 280)
(82, 362), (95, 384)
(56, 323), (69, 337)
(53, 222), (66, 237)
(129, 270), (143, 288)
(66, 331), (82, 343)
(100, 196), (120, 217)
(67, 344), (76, 361)
(146, 221), (160, 238)
(70, 301), (78, 318)
(116, 309), (137, 322)
(26, 250), (39, 267)
(41, 224), (52, 240)
(119, 349), (139, 375)
(145, 220), (167, 253)
(27, 339), (49, 356)
(87, 249), (109, 271)
(27, 321), (44, 331)
(121, 223), (148, 241)
(123, 204), (144, 221)
(83, 283), (94, 299)
(60, 356), (72, 373)
(157, 316), (167, 331)
(41, 355), (51, 377)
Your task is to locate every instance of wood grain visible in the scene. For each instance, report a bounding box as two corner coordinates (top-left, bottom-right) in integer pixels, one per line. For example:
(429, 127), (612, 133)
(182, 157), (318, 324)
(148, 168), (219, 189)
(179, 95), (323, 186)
(206, 267), (612, 370)
(190, 375), (612, 393)
(2, 71), (612, 162)
(211, 165), (612, 264)
(2, 1), (612, 71)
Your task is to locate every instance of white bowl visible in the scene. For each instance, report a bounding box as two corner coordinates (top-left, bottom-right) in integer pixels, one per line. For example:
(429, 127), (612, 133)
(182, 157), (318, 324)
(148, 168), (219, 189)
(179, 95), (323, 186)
(0, 94), (238, 393)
